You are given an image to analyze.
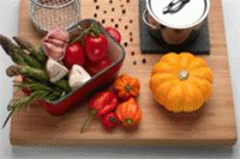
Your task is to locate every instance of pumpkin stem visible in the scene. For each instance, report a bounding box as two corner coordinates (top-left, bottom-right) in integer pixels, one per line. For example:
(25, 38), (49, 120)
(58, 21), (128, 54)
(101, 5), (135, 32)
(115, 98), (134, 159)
(125, 84), (132, 92)
(178, 70), (189, 81)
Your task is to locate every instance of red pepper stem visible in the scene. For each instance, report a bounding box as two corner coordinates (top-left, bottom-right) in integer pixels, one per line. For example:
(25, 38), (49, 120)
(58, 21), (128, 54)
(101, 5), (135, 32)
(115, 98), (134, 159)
(70, 22), (101, 44)
(109, 117), (115, 123)
(80, 109), (97, 133)
(70, 27), (92, 44)
(91, 22), (101, 37)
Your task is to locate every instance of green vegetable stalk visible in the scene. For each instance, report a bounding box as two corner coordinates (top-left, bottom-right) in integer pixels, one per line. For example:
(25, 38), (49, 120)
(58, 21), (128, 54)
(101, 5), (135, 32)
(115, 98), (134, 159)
(13, 36), (46, 63)
(2, 79), (65, 129)
(0, 34), (26, 65)
(6, 65), (71, 92)
(0, 34), (72, 129)
(11, 51), (28, 66)
(2, 89), (59, 129)
(15, 48), (44, 69)
(15, 82), (63, 101)
(0, 34), (44, 69)
(55, 79), (71, 93)
(0, 34), (17, 55)
(7, 65), (48, 82)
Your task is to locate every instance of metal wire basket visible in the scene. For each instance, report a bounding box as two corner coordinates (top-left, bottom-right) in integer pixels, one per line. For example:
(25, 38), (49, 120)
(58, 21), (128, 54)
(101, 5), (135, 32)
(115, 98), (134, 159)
(30, 0), (80, 35)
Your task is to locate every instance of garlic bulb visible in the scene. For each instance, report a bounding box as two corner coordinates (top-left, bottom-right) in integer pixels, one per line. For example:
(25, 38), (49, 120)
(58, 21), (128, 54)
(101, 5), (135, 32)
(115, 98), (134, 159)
(46, 28), (69, 42)
(42, 28), (69, 61)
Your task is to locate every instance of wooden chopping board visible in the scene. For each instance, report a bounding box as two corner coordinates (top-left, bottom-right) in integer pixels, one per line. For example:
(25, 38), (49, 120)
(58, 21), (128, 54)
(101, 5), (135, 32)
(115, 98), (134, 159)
(10, 0), (237, 146)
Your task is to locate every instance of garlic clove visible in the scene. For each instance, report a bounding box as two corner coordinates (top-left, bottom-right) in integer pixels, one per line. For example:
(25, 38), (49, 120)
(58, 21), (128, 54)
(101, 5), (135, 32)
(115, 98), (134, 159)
(46, 58), (69, 83)
(69, 65), (91, 90)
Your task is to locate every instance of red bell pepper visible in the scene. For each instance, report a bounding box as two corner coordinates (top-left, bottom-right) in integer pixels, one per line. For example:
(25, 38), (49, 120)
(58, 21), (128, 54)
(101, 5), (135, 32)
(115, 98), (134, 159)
(63, 42), (86, 69)
(86, 57), (112, 76)
(84, 33), (108, 63)
(80, 91), (118, 133)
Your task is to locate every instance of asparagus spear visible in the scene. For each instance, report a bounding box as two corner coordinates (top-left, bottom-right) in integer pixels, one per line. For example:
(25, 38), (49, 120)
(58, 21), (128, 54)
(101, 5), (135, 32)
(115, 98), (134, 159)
(14, 48), (44, 69)
(6, 65), (71, 92)
(55, 79), (71, 93)
(11, 51), (28, 66)
(0, 34), (17, 55)
(0, 34), (43, 69)
(16, 82), (58, 93)
(0, 34), (26, 65)
(13, 36), (46, 63)
(7, 65), (48, 82)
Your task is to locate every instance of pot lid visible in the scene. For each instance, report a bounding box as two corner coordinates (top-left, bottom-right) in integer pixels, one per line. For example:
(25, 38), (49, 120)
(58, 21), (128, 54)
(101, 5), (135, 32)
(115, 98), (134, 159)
(147, 0), (210, 29)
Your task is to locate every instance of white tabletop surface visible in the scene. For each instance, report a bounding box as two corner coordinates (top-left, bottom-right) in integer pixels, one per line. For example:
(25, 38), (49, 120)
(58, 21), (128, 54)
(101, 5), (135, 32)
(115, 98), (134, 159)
(0, 0), (239, 158)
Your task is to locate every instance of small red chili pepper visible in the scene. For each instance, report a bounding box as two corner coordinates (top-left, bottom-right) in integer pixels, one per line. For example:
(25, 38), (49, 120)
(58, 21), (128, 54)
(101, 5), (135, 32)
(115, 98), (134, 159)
(101, 112), (119, 130)
(81, 91), (118, 133)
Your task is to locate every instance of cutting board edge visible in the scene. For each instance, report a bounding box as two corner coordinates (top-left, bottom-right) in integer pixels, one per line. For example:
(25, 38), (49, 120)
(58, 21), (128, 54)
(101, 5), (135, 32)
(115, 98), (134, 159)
(214, 0), (238, 142)
(10, 135), (237, 147)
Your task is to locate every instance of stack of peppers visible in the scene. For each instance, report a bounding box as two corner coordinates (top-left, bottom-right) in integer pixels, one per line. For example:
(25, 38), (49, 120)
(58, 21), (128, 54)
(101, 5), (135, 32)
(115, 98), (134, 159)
(81, 74), (142, 133)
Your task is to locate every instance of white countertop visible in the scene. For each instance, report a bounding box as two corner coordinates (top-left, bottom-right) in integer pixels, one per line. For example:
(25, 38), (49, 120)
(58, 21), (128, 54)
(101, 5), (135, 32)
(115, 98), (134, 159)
(0, 0), (239, 158)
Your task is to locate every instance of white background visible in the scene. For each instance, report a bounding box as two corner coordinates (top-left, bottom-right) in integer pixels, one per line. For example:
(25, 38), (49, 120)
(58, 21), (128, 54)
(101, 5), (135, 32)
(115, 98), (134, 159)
(0, 0), (239, 158)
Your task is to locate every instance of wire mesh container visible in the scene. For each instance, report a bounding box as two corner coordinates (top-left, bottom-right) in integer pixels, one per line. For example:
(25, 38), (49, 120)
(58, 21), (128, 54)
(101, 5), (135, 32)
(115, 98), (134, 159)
(30, 0), (80, 35)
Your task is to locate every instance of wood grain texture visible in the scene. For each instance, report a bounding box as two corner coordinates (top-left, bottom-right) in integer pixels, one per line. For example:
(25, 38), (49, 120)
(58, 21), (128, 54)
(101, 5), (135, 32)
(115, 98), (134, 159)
(10, 0), (237, 146)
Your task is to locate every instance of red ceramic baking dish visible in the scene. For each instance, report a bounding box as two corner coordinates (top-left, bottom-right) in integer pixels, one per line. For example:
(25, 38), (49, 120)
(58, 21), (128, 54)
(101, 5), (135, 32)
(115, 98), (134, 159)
(39, 19), (126, 116)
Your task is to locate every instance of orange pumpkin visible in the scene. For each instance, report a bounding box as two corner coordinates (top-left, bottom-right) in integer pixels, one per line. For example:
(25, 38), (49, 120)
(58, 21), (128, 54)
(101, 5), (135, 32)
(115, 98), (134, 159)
(113, 74), (140, 100)
(116, 98), (142, 128)
(149, 52), (213, 113)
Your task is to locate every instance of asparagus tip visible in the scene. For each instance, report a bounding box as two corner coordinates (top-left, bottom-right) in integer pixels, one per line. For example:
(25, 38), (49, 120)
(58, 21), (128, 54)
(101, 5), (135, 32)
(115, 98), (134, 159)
(0, 34), (17, 56)
(13, 36), (32, 50)
(6, 65), (21, 77)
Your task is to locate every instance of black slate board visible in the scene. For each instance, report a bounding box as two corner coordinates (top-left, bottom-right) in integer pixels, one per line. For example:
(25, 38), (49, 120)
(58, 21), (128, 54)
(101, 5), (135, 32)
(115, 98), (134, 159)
(139, 0), (211, 54)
